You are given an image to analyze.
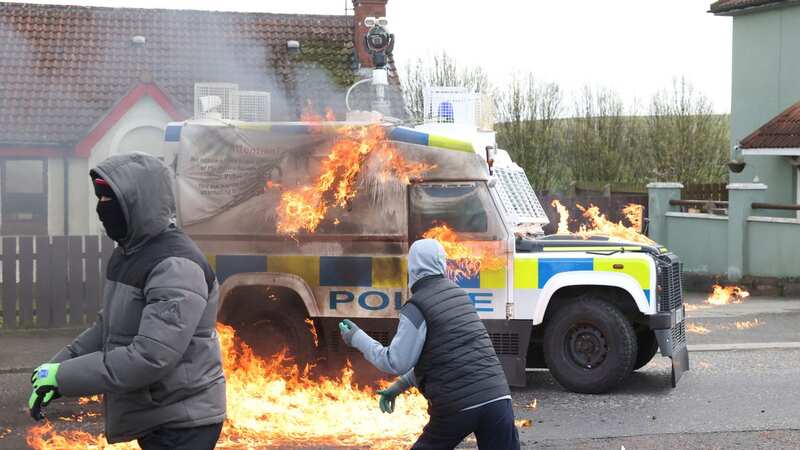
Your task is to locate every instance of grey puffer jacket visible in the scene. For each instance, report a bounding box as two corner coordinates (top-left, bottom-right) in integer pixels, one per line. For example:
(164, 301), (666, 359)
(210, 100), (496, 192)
(50, 153), (226, 443)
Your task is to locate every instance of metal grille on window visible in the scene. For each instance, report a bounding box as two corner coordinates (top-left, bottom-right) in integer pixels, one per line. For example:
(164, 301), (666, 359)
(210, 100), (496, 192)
(493, 165), (550, 226)
(422, 87), (481, 126)
(194, 82), (240, 120)
(239, 90), (271, 122)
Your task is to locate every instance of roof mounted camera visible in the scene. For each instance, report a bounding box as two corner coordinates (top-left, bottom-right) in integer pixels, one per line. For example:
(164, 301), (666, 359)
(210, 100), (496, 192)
(363, 16), (393, 68)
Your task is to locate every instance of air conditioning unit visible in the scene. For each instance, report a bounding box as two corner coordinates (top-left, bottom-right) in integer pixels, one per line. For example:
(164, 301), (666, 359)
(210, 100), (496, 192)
(423, 87), (484, 128)
(239, 90), (271, 122)
(194, 82), (239, 120)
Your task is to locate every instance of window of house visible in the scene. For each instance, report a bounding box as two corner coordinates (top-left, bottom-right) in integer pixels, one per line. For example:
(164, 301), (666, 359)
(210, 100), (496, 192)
(1, 159), (48, 235)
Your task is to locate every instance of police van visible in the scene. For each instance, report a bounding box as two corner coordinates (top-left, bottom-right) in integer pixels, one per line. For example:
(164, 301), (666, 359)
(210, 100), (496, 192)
(163, 118), (688, 394)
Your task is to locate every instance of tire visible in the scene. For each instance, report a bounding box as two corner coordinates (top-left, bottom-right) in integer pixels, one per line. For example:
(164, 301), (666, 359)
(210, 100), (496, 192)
(238, 311), (316, 367)
(633, 329), (659, 371)
(220, 286), (317, 368)
(543, 297), (637, 394)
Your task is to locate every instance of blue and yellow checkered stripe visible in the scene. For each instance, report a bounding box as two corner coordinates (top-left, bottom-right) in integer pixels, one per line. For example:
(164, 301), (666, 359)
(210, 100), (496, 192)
(451, 265), (507, 289)
(210, 254), (650, 300)
(389, 127), (474, 152)
(209, 254), (508, 290)
(210, 255), (408, 289)
(513, 257), (652, 303)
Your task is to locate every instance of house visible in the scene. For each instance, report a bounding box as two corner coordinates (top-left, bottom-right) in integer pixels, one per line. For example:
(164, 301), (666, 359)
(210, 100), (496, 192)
(0, 0), (399, 236)
(737, 99), (800, 218)
(645, 1), (800, 290)
(710, 0), (800, 215)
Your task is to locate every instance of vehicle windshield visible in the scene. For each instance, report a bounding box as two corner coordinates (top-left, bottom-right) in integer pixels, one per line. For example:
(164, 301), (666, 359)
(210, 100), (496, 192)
(408, 182), (506, 241)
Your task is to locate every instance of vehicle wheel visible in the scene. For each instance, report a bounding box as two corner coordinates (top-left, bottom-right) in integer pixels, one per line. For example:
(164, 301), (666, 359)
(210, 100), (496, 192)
(633, 329), (659, 371)
(543, 297), (637, 394)
(220, 287), (318, 369)
(237, 311), (316, 367)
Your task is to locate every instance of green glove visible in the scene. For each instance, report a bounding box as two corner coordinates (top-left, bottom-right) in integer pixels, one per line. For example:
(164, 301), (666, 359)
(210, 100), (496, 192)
(29, 363), (60, 419)
(377, 381), (404, 414)
(339, 319), (361, 347)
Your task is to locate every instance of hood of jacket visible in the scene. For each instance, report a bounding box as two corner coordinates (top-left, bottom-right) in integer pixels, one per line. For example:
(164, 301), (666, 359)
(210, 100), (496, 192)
(91, 152), (175, 253)
(408, 238), (447, 289)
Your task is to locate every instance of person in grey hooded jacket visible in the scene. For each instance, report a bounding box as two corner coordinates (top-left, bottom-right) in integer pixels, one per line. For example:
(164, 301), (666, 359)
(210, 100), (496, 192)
(28, 153), (226, 449)
(339, 239), (519, 450)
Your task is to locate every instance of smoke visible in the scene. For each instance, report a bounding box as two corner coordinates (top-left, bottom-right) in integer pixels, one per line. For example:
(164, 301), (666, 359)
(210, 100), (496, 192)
(0, 17), (71, 145)
(0, 3), (362, 148)
(140, 8), (356, 120)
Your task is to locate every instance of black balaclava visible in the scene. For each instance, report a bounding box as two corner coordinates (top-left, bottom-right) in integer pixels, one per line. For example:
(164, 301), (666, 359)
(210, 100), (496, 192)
(92, 173), (127, 241)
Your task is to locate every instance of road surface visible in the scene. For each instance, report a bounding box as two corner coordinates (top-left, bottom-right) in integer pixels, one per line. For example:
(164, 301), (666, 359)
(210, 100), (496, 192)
(1, 294), (799, 449)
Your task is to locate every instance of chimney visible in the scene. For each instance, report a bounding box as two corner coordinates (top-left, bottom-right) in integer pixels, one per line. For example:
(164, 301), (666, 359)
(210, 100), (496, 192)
(352, 0), (388, 68)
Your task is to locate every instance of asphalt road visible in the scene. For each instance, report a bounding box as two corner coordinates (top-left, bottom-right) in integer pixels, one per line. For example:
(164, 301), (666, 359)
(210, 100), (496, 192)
(1, 294), (799, 449)
(513, 348), (800, 449)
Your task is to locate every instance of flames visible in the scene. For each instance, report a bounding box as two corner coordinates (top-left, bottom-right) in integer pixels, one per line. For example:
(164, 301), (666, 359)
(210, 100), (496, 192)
(550, 200), (654, 245)
(27, 422), (137, 450)
(684, 318), (763, 335)
(686, 285), (752, 313)
(422, 224), (505, 281)
(734, 319), (762, 330)
(27, 324), (429, 449)
(77, 395), (100, 406)
(551, 200), (570, 234)
(686, 323), (711, 335)
(304, 318), (319, 347)
(706, 284), (750, 305)
(275, 124), (434, 236)
(300, 101), (336, 124)
(216, 323), (429, 448)
(622, 203), (644, 233)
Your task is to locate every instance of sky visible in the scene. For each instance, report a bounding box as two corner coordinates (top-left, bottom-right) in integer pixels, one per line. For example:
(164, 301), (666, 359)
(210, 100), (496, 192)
(9, 0), (734, 113)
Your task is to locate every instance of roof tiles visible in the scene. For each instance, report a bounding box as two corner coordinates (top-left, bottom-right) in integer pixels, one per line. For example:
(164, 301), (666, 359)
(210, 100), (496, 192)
(709, 0), (795, 14)
(739, 100), (800, 149)
(0, 2), (360, 146)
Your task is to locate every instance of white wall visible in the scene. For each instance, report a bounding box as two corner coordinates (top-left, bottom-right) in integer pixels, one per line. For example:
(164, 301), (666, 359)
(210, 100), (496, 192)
(68, 157), (90, 235)
(46, 157), (64, 235)
(48, 94), (175, 235)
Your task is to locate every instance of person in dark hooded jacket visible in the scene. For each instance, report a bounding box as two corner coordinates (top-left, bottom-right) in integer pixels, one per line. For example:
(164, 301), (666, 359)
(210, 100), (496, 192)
(339, 239), (520, 450)
(28, 153), (226, 449)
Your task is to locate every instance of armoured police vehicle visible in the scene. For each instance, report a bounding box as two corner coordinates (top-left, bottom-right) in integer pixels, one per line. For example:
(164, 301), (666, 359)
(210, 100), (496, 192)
(162, 111), (688, 394)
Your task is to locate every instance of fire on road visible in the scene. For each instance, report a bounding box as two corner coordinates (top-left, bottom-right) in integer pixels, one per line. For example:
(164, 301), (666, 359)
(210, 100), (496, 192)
(26, 324), (430, 449)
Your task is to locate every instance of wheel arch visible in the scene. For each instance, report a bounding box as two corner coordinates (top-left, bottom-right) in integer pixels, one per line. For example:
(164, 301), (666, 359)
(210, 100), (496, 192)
(533, 271), (652, 326)
(218, 272), (320, 320)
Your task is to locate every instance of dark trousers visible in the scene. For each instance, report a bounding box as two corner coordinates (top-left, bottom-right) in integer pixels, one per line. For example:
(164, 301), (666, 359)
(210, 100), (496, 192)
(137, 422), (223, 450)
(412, 399), (520, 450)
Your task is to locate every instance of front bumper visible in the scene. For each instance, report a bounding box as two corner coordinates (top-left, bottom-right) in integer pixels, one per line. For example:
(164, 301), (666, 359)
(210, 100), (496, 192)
(651, 316), (689, 387)
(648, 306), (684, 330)
(651, 253), (690, 387)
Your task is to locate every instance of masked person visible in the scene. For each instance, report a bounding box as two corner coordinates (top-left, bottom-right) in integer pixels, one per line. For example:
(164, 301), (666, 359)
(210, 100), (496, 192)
(28, 153), (226, 450)
(339, 239), (520, 450)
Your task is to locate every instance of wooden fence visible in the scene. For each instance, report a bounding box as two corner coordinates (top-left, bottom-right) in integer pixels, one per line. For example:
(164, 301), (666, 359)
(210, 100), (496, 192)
(683, 183), (729, 202)
(0, 235), (114, 329)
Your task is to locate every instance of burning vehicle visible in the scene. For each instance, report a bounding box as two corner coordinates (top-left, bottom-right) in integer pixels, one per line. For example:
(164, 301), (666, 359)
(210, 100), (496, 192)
(13, 11), (694, 450)
(152, 17), (688, 395)
(160, 116), (688, 394)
